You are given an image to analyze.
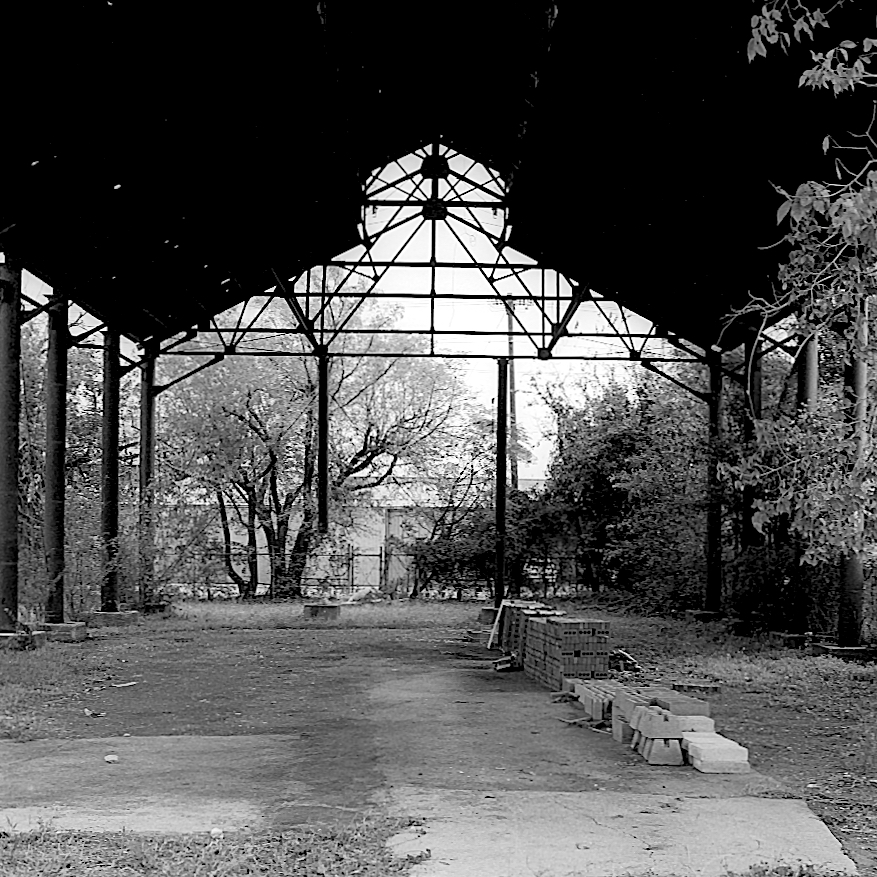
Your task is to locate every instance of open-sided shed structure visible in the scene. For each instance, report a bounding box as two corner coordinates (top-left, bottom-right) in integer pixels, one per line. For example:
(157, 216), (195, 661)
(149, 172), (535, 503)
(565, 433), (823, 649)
(1, 2), (873, 638)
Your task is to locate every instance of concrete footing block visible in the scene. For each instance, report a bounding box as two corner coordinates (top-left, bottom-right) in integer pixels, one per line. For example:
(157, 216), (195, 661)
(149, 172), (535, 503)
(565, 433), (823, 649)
(303, 603), (341, 620)
(478, 607), (499, 626)
(612, 714), (634, 744)
(35, 622), (88, 642)
(0, 632), (22, 650)
(88, 610), (140, 628)
(692, 757), (751, 774)
(646, 739), (684, 766)
(2, 629), (51, 649)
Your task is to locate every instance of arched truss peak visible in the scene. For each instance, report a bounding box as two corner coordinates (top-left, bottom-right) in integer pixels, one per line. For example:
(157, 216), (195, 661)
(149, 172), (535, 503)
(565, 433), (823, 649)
(133, 144), (731, 371)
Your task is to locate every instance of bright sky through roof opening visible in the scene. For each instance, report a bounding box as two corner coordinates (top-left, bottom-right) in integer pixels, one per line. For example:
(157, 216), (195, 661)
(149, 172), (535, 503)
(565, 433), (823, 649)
(13, 145), (706, 484)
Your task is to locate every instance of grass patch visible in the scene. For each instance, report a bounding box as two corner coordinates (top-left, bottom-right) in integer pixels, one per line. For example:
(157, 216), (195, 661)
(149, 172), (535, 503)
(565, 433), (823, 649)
(0, 644), (98, 741)
(0, 817), (428, 876)
(162, 599), (477, 631)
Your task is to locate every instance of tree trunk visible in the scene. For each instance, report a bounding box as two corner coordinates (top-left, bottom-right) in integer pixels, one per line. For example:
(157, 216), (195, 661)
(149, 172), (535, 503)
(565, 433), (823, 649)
(244, 489), (259, 599)
(217, 490), (247, 595)
(275, 407), (316, 599)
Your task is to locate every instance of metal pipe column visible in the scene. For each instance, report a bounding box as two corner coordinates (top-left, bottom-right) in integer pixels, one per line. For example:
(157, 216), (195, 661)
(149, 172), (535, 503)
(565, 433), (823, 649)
(839, 304), (867, 646)
(495, 357), (508, 608)
(0, 257), (20, 633)
(44, 295), (67, 623)
(101, 329), (120, 612)
(317, 346), (329, 534)
(705, 349), (724, 613)
(741, 331), (763, 548)
(139, 346), (156, 606)
(797, 333), (819, 412)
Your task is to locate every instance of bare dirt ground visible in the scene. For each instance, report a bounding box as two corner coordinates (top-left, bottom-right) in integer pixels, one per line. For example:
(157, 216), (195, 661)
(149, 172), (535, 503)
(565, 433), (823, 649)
(1, 610), (873, 874)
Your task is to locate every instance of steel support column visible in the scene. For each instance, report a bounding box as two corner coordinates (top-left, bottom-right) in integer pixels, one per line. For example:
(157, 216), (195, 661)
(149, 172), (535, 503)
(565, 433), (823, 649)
(317, 347), (329, 535)
(507, 305), (519, 491)
(839, 304), (868, 646)
(44, 295), (67, 623)
(790, 330), (819, 632)
(797, 333), (819, 412)
(495, 357), (508, 608)
(0, 258), (21, 633)
(705, 350), (724, 613)
(101, 329), (120, 612)
(741, 332), (763, 548)
(139, 345), (156, 606)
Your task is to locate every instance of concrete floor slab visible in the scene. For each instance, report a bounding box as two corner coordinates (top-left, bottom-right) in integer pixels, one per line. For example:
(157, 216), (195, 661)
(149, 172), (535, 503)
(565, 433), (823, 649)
(387, 787), (857, 877)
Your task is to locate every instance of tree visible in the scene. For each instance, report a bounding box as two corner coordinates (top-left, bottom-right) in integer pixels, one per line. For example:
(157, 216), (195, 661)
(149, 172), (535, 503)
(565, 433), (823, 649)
(740, 1), (877, 642)
(160, 296), (465, 598)
(543, 367), (711, 609)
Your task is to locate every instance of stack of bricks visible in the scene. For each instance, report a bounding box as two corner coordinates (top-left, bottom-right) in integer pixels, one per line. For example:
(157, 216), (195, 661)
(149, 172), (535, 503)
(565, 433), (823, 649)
(610, 684), (749, 773)
(523, 617), (552, 687)
(544, 617), (610, 684)
(501, 603), (566, 665)
(522, 616), (610, 690)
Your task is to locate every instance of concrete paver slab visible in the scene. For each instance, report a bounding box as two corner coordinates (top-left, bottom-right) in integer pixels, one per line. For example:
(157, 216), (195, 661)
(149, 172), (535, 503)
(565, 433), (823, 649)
(387, 787), (857, 877)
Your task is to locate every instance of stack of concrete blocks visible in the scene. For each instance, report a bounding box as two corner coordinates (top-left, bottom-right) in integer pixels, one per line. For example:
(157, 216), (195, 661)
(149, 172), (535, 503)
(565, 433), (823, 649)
(523, 617), (552, 687)
(609, 685), (750, 773)
(501, 603), (564, 666)
(564, 678), (621, 722)
(544, 617), (610, 686)
(522, 616), (610, 690)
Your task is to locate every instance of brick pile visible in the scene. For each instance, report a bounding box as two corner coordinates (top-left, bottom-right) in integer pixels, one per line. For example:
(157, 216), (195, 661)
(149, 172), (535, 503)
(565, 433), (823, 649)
(521, 616), (610, 689)
(497, 605), (750, 774)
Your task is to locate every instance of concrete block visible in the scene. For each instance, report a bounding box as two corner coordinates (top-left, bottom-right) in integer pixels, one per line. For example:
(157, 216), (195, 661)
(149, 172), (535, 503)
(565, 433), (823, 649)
(629, 705), (647, 731)
(692, 757), (751, 774)
(612, 714), (634, 744)
(35, 622), (88, 643)
(641, 737), (654, 760)
(646, 738), (684, 766)
(680, 732), (719, 752)
(478, 606), (499, 626)
(30, 630), (47, 648)
(654, 694), (711, 717)
(676, 715), (715, 733)
(673, 680), (722, 695)
(683, 733), (748, 763)
(638, 708), (683, 740)
(88, 610), (140, 628)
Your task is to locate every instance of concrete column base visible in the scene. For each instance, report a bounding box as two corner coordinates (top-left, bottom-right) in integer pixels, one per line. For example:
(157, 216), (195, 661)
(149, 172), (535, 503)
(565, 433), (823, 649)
(478, 606), (499, 626)
(0, 630), (48, 649)
(303, 603), (341, 620)
(35, 622), (88, 642)
(88, 610), (140, 628)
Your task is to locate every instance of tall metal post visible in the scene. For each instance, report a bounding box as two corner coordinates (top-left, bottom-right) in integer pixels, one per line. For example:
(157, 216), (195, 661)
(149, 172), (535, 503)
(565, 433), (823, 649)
(789, 330), (820, 632)
(507, 305), (519, 491)
(797, 333), (819, 412)
(705, 349), (724, 613)
(0, 257), (21, 633)
(139, 345), (156, 606)
(101, 329), (121, 612)
(741, 331), (763, 548)
(495, 357), (508, 608)
(44, 295), (68, 623)
(317, 346), (329, 535)
(839, 303), (868, 646)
